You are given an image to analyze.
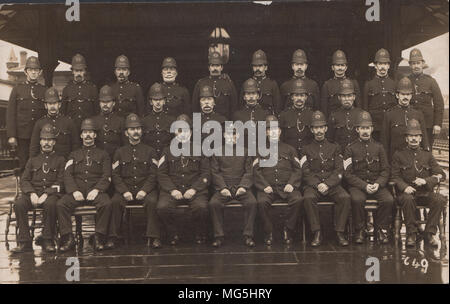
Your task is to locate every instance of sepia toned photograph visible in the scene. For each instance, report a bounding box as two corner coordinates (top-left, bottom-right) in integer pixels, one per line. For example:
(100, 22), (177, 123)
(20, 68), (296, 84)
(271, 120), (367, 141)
(0, 0), (448, 287)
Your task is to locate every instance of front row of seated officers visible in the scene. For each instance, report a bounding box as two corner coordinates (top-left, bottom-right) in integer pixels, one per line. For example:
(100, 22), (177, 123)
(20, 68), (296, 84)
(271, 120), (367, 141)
(10, 106), (446, 254)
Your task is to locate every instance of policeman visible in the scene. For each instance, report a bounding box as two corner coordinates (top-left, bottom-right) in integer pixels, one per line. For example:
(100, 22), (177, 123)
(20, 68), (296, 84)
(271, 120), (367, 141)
(6, 56), (46, 171)
(301, 111), (351, 247)
(160, 57), (191, 117)
(328, 79), (364, 150)
(30, 87), (80, 159)
(91, 85), (125, 159)
(408, 48), (445, 147)
(280, 49), (320, 111)
(110, 55), (146, 117)
(381, 77), (429, 161)
(142, 83), (176, 158)
(209, 124), (257, 247)
(196, 85), (227, 145)
(110, 114), (161, 249)
(61, 53), (98, 129)
(254, 115), (303, 246)
(392, 119), (446, 247)
(239, 50), (281, 115)
(192, 51), (238, 119)
(233, 78), (270, 150)
(321, 50), (361, 118)
(362, 48), (397, 141)
(10, 124), (65, 253)
(157, 114), (210, 245)
(344, 111), (393, 244)
(279, 78), (314, 156)
(57, 118), (113, 252)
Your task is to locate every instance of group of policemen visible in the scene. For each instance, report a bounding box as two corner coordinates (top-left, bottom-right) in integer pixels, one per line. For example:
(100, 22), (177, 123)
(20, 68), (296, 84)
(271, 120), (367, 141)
(6, 46), (446, 253)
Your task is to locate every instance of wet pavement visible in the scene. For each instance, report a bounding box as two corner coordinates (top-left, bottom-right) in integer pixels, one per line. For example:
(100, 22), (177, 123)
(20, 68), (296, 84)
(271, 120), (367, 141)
(0, 176), (448, 284)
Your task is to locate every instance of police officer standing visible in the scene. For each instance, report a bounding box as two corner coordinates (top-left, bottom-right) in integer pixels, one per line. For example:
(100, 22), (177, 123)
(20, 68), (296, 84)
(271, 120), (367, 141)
(392, 119), (446, 247)
(254, 115), (303, 246)
(192, 52), (238, 119)
(61, 53), (98, 129)
(209, 124), (257, 247)
(344, 111), (393, 244)
(110, 55), (146, 118)
(239, 50), (280, 115)
(57, 118), (113, 252)
(362, 49), (397, 142)
(6, 56), (47, 172)
(321, 50), (361, 118)
(157, 114), (210, 245)
(110, 114), (161, 249)
(280, 49), (320, 111)
(196, 85), (227, 144)
(91, 85), (125, 159)
(10, 124), (65, 253)
(142, 83), (176, 158)
(328, 79), (364, 150)
(279, 79), (314, 156)
(160, 57), (191, 117)
(30, 87), (80, 159)
(408, 48), (445, 147)
(381, 77), (429, 161)
(301, 111), (351, 247)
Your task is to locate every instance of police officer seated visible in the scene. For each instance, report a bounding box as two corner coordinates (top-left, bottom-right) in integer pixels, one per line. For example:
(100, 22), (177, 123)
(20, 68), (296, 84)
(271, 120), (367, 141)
(11, 124), (65, 253)
(392, 119), (447, 248)
(57, 119), (113, 252)
(110, 114), (161, 249)
(344, 111), (394, 244)
(209, 124), (257, 247)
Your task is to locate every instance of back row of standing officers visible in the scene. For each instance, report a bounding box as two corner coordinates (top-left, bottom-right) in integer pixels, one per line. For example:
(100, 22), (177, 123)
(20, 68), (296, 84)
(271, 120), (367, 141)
(6, 47), (446, 253)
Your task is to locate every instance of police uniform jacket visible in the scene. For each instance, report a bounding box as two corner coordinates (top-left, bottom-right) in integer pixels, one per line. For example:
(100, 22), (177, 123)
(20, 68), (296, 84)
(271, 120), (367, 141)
(320, 77), (361, 117)
(61, 80), (99, 125)
(279, 106), (313, 154)
(328, 106), (364, 149)
(161, 82), (191, 117)
(110, 80), (146, 117)
(91, 112), (125, 158)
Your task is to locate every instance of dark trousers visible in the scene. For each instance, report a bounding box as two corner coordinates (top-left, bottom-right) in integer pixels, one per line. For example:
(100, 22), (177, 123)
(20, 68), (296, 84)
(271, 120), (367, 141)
(426, 128), (434, 148)
(303, 185), (351, 232)
(17, 138), (30, 172)
(348, 187), (394, 230)
(398, 191), (446, 234)
(257, 190), (303, 234)
(156, 190), (209, 238)
(56, 193), (112, 237)
(109, 191), (161, 239)
(14, 194), (59, 242)
(209, 191), (257, 238)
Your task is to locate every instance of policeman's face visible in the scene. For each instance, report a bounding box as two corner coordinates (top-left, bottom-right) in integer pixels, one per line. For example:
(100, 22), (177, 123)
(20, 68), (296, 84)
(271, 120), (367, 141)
(81, 130), (96, 146)
(332, 64), (347, 77)
(115, 67), (130, 82)
(406, 134), (422, 149)
(292, 63), (308, 77)
(40, 138), (56, 153)
(176, 128), (192, 143)
(200, 97), (215, 113)
(243, 91), (259, 107)
(396, 92), (412, 107)
(311, 125), (327, 141)
(45, 101), (61, 116)
(126, 127), (142, 142)
(338, 93), (355, 109)
(266, 127), (281, 142)
(24, 68), (42, 82)
(291, 93), (308, 109)
(72, 68), (87, 82)
(409, 60), (424, 75)
(162, 67), (177, 83)
(375, 62), (390, 77)
(151, 97), (166, 113)
(100, 100), (115, 114)
(208, 64), (223, 76)
(252, 64), (267, 77)
(224, 131), (238, 145)
(356, 126), (373, 140)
